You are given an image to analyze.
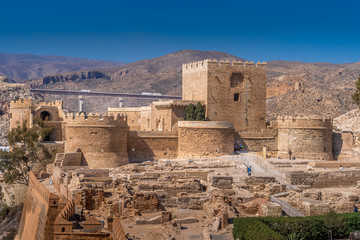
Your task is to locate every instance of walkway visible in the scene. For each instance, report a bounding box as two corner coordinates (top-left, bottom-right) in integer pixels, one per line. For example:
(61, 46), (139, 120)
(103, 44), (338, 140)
(234, 152), (305, 217)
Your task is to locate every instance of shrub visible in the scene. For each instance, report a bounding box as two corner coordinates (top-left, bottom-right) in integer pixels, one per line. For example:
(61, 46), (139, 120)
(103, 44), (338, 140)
(233, 218), (284, 240)
(184, 102), (205, 121)
(234, 213), (360, 240)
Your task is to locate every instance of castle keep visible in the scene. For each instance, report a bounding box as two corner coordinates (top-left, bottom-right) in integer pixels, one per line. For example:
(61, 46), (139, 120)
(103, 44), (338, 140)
(10, 59), (333, 168)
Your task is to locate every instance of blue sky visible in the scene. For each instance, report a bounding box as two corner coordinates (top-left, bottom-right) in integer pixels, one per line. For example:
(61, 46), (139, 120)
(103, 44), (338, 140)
(0, 0), (359, 63)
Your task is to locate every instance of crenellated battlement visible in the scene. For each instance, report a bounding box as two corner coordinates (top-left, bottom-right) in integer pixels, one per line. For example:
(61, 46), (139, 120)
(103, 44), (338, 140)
(277, 115), (332, 122)
(10, 99), (32, 108)
(37, 100), (63, 108)
(65, 112), (127, 126)
(182, 59), (267, 71)
(276, 115), (333, 129)
(59, 199), (75, 220)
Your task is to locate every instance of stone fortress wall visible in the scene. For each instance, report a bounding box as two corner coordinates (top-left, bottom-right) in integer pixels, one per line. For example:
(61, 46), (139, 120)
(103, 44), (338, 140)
(64, 112), (129, 168)
(182, 59), (267, 133)
(276, 116), (333, 160)
(178, 121), (235, 158)
(16, 172), (60, 240)
(9, 58), (336, 163)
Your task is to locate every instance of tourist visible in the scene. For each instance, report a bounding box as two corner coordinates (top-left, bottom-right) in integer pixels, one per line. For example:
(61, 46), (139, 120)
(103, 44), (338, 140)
(240, 143), (244, 150)
(354, 205), (358, 213)
(247, 166), (252, 176)
(340, 165), (343, 171)
(288, 149), (292, 160)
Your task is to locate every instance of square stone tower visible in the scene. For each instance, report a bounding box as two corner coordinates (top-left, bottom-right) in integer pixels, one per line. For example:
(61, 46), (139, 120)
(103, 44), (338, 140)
(182, 59), (267, 133)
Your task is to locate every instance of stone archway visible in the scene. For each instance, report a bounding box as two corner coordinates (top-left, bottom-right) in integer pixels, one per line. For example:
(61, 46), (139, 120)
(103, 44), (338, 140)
(40, 111), (51, 121)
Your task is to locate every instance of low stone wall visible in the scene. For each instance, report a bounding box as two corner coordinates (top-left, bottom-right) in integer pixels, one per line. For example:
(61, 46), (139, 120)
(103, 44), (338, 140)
(178, 121), (234, 158)
(113, 218), (127, 240)
(308, 161), (360, 168)
(128, 131), (178, 162)
(286, 170), (360, 188)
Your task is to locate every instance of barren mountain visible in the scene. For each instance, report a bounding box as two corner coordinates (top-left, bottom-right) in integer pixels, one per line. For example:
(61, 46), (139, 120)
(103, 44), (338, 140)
(0, 53), (123, 82)
(22, 50), (360, 119)
(29, 50), (244, 112)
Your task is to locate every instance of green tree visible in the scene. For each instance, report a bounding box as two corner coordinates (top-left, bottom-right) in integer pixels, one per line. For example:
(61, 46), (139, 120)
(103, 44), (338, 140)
(194, 102), (205, 121)
(0, 120), (52, 185)
(184, 103), (195, 121)
(324, 210), (343, 240)
(352, 77), (360, 108)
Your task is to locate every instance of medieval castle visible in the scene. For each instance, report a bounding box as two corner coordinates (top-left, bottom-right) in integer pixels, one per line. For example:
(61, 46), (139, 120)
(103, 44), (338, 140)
(10, 59), (334, 169)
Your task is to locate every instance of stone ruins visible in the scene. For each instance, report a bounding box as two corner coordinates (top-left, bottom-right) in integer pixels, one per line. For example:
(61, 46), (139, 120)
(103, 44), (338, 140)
(6, 59), (360, 239)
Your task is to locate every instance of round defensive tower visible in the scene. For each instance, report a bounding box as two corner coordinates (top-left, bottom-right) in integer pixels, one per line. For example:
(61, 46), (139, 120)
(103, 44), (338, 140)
(65, 113), (129, 168)
(276, 116), (333, 160)
(177, 121), (234, 158)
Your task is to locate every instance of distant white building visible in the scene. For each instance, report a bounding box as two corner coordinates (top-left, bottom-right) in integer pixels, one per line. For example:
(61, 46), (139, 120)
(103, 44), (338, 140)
(0, 146), (9, 152)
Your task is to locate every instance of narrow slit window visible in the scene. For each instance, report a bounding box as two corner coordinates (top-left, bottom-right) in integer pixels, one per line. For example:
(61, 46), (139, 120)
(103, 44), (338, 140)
(234, 93), (240, 102)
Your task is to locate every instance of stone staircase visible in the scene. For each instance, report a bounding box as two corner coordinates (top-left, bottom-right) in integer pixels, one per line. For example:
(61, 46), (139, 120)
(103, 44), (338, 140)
(270, 195), (305, 217)
(54, 153), (65, 166)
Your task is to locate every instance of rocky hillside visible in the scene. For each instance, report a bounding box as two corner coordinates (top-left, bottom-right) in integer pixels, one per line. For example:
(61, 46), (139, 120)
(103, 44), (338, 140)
(265, 61), (359, 119)
(0, 53), (123, 82)
(29, 50), (244, 112)
(0, 81), (43, 145)
(28, 50), (360, 119)
(334, 109), (360, 133)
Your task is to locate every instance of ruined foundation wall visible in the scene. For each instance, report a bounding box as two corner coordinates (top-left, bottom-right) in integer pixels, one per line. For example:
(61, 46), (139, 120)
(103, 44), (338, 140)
(128, 131), (178, 162)
(178, 121), (234, 158)
(277, 116), (333, 160)
(286, 170), (360, 188)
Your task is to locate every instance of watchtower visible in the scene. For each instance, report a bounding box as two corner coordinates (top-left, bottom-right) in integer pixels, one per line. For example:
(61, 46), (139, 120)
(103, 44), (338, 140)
(182, 59), (267, 133)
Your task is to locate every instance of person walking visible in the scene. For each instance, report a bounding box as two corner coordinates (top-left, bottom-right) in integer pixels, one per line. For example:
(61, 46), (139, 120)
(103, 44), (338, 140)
(247, 166), (252, 177)
(288, 149), (292, 160)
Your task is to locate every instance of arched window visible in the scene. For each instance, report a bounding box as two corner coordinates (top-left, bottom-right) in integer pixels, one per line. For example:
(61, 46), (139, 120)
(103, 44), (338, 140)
(230, 72), (245, 88)
(40, 111), (51, 121)
(61, 227), (65, 232)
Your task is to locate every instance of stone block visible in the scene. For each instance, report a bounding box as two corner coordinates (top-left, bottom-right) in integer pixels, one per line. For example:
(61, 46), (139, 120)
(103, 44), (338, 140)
(301, 198), (330, 216)
(211, 176), (233, 189)
(261, 202), (282, 217)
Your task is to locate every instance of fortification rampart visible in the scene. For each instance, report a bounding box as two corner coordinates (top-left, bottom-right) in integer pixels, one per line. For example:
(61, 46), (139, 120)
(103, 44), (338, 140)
(36, 100), (63, 108)
(238, 129), (277, 152)
(128, 131), (178, 162)
(178, 121), (234, 158)
(276, 116), (333, 160)
(276, 116), (333, 129)
(17, 172), (60, 240)
(9, 99), (32, 108)
(182, 59), (266, 72)
(65, 113), (129, 168)
(65, 112), (127, 125)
